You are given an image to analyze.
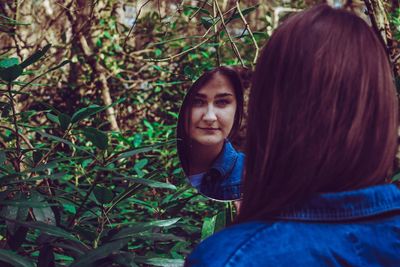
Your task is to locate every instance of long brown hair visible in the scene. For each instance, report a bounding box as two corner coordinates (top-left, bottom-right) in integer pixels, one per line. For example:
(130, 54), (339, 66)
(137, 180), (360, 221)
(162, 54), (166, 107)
(237, 4), (398, 222)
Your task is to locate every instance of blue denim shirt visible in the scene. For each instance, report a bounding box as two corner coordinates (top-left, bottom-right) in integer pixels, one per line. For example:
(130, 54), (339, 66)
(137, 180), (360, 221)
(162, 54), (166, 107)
(199, 140), (244, 201)
(187, 184), (400, 266)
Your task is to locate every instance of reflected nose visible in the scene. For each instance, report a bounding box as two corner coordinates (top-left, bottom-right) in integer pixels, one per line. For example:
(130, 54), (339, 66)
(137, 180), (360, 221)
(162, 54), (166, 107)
(203, 105), (217, 123)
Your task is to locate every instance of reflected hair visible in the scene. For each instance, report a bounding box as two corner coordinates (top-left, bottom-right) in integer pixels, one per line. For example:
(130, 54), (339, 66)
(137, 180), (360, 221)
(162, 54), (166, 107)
(177, 66), (244, 174)
(237, 4), (398, 222)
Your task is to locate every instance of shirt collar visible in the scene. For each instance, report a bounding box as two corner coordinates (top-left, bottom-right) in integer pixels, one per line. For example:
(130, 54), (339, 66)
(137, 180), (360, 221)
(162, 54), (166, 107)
(274, 184), (400, 221)
(210, 140), (238, 177)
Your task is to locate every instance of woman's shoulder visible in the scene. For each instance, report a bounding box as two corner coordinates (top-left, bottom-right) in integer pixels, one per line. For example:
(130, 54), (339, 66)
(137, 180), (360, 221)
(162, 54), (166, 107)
(186, 213), (400, 266)
(186, 221), (273, 267)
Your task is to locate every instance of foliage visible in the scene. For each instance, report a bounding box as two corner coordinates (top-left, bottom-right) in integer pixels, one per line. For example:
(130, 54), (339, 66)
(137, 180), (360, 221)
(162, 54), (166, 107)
(0, 0), (263, 265)
(0, 0), (399, 266)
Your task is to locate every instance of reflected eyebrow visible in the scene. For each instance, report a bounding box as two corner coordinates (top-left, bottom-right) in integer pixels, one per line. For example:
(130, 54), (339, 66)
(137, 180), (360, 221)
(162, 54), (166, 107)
(194, 93), (234, 98)
(215, 93), (234, 98)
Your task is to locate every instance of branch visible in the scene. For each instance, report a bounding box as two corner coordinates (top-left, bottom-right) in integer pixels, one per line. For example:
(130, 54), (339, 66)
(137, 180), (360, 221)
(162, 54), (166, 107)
(236, 0), (259, 65)
(214, 0), (245, 67)
(122, 0), (151, 50)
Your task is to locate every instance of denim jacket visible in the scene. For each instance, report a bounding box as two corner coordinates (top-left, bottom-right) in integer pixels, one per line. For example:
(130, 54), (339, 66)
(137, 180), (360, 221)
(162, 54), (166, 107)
(187, 184), (400, 266)
(199, 140), (244, 201)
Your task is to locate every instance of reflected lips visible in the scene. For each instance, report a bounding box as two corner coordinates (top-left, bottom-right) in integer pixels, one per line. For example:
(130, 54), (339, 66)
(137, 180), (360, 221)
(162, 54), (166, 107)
(198, 127), (220, 131)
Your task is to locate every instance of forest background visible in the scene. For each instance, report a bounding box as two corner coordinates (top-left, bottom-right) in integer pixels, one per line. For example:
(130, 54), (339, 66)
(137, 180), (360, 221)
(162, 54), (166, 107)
(0, 0), (399, 266)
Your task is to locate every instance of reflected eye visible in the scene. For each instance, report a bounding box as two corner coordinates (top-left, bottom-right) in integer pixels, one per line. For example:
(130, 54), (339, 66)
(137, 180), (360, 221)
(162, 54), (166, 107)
(215, 99), (230, 107)
(192, 98), (205, 107)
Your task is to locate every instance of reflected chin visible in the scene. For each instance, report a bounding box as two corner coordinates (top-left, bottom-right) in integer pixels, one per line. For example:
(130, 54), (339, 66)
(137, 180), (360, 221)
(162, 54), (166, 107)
(192, 136), (224, 147)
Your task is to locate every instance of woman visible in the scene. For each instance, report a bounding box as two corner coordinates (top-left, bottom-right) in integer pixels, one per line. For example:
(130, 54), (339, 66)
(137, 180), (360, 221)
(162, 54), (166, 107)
(186, 4), (400, 266)
(177, 66), (245, 201)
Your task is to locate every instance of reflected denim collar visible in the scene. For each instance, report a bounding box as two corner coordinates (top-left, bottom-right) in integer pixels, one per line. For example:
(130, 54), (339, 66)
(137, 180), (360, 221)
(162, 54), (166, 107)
(275, 184), (400, 221)
(210, 140), (238, 178)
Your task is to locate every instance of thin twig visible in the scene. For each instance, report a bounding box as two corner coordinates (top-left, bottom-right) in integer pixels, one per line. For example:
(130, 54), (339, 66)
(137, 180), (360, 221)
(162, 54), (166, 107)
(0, 125), (34, 149)
(236, 0), (259, 64)
(7, 83), (21, 172)
(214, 0), (245, 67)
(145, 24), (216, 62)
(123, 0), (151, 50)
(189, 0), (209, 21)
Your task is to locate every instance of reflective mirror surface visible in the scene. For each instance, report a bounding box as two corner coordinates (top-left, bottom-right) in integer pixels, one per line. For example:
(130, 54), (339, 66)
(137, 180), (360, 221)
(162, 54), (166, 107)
(177, 66), (250, 201)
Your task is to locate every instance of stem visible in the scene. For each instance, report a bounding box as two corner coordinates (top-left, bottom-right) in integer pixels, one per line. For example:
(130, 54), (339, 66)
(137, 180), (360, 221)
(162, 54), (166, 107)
(214, 0), (245, 67)
(7, 82), (21, 172)
(236, 0), (259, 65)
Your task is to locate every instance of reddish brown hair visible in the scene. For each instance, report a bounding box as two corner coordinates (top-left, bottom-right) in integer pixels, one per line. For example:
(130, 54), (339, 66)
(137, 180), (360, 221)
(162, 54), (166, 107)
(237, 4), (398, 222)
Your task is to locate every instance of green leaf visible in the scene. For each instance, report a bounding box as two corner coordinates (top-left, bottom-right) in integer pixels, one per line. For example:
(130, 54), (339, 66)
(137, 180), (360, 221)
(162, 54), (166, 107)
(20, 44), (51, 69)
(111, 141), (173, 162)
(71, 105), (103, 124)
(392, 172), (400, 182)
(0, 249), (35, 267)
(82, 127), (108, 150)
(126, 177), (176, 190)
(200, 16), (214, 29)
(1, 193), (29, 235)
(36, 130), (94, 156)
(111, 252), (138, 267)
(32, 150), (43, 164)
(0, 64), (23, 82)
(46, 113), (59, 124)
(227, 4), (259, 24)
(16, 221), (81, 243)
(0, 57), (19, 68)
(0, 151), (6, 164)
(201, 215), (216, 240)
(110, 218), (181, 240)
(70, 238), (129, 267)
(93, 186), (114, 204)
(31, 192), (56, 225)
(59, 113), (71, 131)
(134, 256), (184, 267)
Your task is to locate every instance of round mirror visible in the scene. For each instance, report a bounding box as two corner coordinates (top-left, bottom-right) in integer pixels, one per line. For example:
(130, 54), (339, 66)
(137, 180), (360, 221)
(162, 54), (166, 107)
(177, 66), (251, 201)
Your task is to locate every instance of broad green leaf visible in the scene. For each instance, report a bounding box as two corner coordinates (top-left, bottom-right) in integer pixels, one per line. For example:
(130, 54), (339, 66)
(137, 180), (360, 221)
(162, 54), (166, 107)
(71, 105), (102, 124)
(392, 172), (400, 182)
(201, 216), (216, 240)
(36, 131), (94, 156)
(19, 60), (71, 92)
(70, 238), (129, 267)
(1, 200), (57, 208)
(20, 44), (51, 69)
(0, 249), (35, 267)
(111, 251), (138, 267)
(119, 232), (184, 242)
(200, 16), (214, 29)
(0, 57), (19, 68)
(82, 127), (108, 150)
(59, 113), (71, 131)
(93, 186), (114, 204)
(15, 221), (81, 243)
(125, 177), (176, 190)
(0, 64), (23, 82)
(1, 192), (29, 235)
(110, 218), (181, 240)
(71, 98), (124, 124)
(227, 4), (260, 24)
(25, 160), (57, 173)
(134, 256), (184, 267)
(31, 191), (56, 225)
(111, 141), (174, 162)
(0, 151), (6, 164)
(46, 113), (59, 124)
(32, 150), (43, 164)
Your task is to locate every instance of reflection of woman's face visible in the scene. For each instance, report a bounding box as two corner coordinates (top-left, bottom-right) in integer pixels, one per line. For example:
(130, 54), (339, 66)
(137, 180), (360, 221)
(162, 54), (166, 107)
(187, 73), (237, 147)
